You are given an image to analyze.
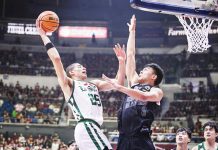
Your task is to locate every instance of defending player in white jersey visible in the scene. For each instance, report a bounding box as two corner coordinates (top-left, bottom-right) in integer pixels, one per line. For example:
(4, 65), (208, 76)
(36, 19), (126, 150)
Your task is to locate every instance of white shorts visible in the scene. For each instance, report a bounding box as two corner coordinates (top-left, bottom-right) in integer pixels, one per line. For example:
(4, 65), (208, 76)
(74, 120), (112, 150)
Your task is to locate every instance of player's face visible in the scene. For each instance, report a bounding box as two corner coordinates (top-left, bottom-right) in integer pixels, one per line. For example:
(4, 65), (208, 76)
(203, 126), (217, 141)
(60, 145), (68, 150)
(138, 67), (157, 84)
(72, 64), (87, 80)
(176, 131), (190, 144)
(68, 142), (78, 150)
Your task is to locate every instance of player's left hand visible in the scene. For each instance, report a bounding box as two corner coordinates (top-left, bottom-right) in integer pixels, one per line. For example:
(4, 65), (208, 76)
(102, 74), (122, 90)
(113, 43), (126, 62)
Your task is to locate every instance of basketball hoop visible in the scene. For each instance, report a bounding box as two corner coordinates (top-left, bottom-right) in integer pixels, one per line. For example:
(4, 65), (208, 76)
(130, 0), (218, 53)
(176, 15), (214, 53)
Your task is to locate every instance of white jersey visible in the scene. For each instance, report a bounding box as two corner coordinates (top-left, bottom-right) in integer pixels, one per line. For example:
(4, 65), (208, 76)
(67, 80), (103, 125)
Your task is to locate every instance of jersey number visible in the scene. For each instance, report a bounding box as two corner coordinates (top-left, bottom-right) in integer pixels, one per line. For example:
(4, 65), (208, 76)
(88, 94), (101, 106)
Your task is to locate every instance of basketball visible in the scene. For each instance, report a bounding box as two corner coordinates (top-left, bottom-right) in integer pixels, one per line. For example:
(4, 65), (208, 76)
(37, 11), (59, 33)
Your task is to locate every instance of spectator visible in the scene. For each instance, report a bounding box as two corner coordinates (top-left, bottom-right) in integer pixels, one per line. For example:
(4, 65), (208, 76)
(42, 135), (52, 148)
(198, 81), (206, 100)
(195, 117), (202, 135)
(188, 82), (193, 94)
(91, 33), (97, 45)
(67, 140), (79, 150)
(0, 79), (4, 87)
(51, 138), (60, 150)
(59, 143), (68, 150)
(186, 113), (195, 132)
(27, 134), (34, 147)
(181, 83), (188, 93)
(18, 133), (26, 144)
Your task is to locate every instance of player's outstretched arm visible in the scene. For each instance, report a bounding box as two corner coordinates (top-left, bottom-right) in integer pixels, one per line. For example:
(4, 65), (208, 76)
(36, 19), (70, 93)
(102, 75), (163, 102)
(91, 44), (126, 91)
(126, 15), (139, 87)
(113, 43), (126, 86)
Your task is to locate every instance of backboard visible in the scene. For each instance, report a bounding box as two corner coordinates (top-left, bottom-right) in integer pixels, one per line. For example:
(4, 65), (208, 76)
(130, 0), (218, 20)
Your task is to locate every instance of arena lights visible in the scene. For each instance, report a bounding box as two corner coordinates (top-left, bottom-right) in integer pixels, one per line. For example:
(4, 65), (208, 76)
(7, 23), (52, 36)
(58, 26), (108, 38)
(168, 26), (218, 36)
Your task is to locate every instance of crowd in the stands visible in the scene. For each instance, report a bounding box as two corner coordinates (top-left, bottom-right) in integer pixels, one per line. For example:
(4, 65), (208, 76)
(0, 132), (70, 150)
(0, 79), (64, 124)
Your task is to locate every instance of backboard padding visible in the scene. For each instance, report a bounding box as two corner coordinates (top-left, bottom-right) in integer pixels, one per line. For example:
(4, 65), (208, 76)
(130, 0), (218, 20)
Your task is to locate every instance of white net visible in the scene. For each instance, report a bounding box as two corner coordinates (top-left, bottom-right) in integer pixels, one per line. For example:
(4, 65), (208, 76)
(177, 15), (214, 53)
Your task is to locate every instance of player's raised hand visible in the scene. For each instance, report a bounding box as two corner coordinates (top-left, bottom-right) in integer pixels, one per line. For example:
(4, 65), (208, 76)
(127, 14), (136, 32)
(113, 43), (126, 62)
(35, 18), (46, 36)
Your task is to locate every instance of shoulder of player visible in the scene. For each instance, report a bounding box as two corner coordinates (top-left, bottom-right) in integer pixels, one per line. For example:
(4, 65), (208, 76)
(191, 145), (198, 150)
(192, 143), (203, 150)
(137, 85), (163, 98)
(87, 79), (99, 87)
(151, 87), (163, 103)
(59, 76), (72, 87)
(151, 86), (163, 94)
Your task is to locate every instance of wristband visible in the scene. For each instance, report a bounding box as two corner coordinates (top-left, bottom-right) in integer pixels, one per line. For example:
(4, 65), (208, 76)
(45, 42), (54, 51)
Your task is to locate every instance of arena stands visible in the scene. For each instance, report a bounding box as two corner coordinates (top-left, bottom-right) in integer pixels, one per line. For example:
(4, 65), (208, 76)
(0, 47), (76, 76)
(182, 52), (218, 77)
(1, 45), (218, 122)
(0, 132), (68, 149)
(0, 79), (64, 124)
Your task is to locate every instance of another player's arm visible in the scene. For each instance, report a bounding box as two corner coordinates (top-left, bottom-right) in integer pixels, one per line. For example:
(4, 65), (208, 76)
(114, 44), (126, 86)
(36, 20), (71, 98)
(126, 15), (139, 87)
(117, 86), (163, 103)
(102, 75), (163, 102)
(91, 44), (126, 91)
(91, 79), (118, 92)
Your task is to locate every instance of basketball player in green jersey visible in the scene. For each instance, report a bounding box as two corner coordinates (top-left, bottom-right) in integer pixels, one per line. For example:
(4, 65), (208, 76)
(36, 19), (126, 150)
(192, 121), (218, 150)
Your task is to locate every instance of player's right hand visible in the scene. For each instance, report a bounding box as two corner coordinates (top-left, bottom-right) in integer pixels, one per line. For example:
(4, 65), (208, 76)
(127, 14), (136, 32)
(35, 18), (46, 36)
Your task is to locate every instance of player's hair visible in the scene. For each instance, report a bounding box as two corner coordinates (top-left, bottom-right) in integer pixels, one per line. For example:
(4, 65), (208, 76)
(66, 63), (79, 77)
(145, 63), (164, 85)
(67, 140), (79, 150)
(176, 127), (192, 139)
(67, 140), (75, 147)
(203, 121), (218, 133)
